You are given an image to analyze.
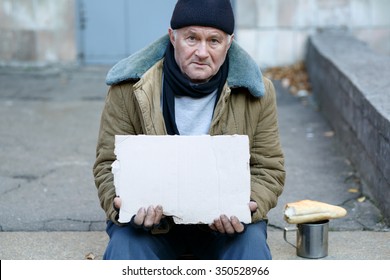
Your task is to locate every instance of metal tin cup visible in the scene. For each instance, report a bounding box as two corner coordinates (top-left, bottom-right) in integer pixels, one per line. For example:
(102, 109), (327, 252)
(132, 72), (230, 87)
(284, 220), (329, 259)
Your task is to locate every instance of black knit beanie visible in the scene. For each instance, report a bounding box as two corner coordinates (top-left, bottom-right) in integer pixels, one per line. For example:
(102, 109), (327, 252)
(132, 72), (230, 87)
(170, 0), (235, 35)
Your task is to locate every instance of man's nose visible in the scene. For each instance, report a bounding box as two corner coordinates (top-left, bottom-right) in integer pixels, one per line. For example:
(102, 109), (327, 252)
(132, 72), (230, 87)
(195, 41), (209, 58)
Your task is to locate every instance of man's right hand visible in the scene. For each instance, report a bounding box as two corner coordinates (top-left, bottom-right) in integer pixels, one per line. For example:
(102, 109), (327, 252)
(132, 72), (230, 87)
(114, 197), (164, 228)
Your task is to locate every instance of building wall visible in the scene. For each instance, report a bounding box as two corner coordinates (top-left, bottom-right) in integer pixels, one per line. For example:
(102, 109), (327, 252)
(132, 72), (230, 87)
(0, 0), (77, 66)
(236, 0), (390, 68)
(0, 0), (389, 67)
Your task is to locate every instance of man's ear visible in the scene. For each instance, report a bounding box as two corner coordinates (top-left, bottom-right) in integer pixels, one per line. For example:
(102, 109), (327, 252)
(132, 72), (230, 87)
(228, 34), (235, 49)
(168, 28), (176, 47)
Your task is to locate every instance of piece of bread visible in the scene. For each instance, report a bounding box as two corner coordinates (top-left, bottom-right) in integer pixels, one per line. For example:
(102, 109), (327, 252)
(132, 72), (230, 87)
(284, 199), (347, 224)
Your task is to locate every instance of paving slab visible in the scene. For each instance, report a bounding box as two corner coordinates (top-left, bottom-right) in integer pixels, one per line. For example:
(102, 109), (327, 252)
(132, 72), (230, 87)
(0, 66), (388, 261)
(0, 230), (389, 260)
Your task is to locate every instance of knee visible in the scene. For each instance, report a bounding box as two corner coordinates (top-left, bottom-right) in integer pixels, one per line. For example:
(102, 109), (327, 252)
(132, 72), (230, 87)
(243, 221), (271, 259)
(245, 221), (268, 242)
(104, 222), (158, 260)
(219, 221), (271, 260)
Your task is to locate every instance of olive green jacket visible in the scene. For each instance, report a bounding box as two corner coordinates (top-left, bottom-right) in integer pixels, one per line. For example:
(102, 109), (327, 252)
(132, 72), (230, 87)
(93, 35), (285, 225)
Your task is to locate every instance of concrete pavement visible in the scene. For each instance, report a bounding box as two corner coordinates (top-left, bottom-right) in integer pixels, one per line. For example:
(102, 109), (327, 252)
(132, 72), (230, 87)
(0, 65), (389, 260)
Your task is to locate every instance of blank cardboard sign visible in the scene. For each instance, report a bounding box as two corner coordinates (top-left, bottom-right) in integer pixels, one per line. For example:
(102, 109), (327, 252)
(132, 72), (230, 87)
(112, 135), (251, 224)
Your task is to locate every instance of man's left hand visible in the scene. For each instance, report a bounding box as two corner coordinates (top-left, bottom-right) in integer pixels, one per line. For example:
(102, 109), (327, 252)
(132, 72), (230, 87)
(210, 215), (245, 234)
(209, 201), (258, 234)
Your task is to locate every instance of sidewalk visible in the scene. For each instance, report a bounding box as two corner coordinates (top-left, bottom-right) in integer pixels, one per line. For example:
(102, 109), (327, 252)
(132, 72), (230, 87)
(0, 66), (389, 260)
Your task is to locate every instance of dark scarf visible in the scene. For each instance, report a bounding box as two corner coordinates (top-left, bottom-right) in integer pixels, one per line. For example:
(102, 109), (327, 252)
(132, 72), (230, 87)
(162, 43), (229, 135)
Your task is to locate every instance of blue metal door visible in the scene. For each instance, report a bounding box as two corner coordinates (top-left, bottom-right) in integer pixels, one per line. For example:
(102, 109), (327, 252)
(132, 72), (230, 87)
(77, 0), (177, 65)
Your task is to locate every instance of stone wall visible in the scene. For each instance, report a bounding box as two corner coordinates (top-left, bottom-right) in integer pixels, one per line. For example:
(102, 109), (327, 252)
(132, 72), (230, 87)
(306, 31), (390, 224)
(0, 0), (77, 66)
(236, 0), (390, 68)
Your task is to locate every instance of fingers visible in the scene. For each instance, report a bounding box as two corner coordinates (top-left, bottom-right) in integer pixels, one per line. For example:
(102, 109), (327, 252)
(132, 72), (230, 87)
(154, 205), (163, 224)
(230, 216), (245, 233)
(210, 202), (256, 234)
(248, 201), (258, 212)
(133, 205), (163, 228)
(133, 207), (147, 226)
(143, 206), (156, 228)
(113, 196), (122, 210)
(211, 215), (245, 234)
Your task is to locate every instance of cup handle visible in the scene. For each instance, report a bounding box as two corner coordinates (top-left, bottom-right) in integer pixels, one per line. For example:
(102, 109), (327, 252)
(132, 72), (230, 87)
(283, 227), (297, 248)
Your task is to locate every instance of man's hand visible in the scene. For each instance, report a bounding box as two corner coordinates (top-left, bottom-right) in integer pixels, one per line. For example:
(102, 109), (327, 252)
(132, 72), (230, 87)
(114, 197), (164, 228)
(113, 196), (122, 210)
(210, 214), (245, 234)
(209, 201), (258, 234)
(133, 205), (164, 228)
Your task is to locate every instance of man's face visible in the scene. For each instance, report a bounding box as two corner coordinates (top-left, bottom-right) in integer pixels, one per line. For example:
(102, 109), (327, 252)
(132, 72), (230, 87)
(168, 26), (233, 83)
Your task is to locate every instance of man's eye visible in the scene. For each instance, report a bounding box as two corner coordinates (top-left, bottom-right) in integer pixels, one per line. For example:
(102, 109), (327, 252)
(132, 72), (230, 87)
(210, 38), (221, 45)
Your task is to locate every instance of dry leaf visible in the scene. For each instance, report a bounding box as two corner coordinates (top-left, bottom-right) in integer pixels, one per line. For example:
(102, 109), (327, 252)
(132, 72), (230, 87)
(348, 188), (359, 193)
(85, 252), (96, 260)
(357, 196), (366, 203)
(263, 61), (312, 96)
(324, 131), (335, 137)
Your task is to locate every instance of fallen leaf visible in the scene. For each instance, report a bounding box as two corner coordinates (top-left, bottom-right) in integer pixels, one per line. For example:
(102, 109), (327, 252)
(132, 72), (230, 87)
(348, 188), (359, 193)
(357, 196), (366, 203)
(263, 61), (312, 96)
(85, 252), (96, 260)
(323, 131), (335, 137)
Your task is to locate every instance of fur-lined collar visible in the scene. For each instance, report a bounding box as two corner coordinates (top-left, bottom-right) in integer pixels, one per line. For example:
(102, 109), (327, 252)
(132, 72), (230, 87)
(106, 35), (265, 97)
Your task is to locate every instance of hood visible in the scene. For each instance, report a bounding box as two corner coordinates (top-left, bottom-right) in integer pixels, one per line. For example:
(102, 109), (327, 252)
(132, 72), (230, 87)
(106, 35), (265, 97)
